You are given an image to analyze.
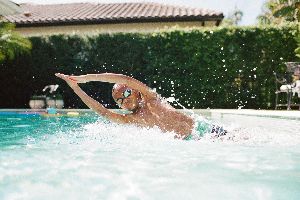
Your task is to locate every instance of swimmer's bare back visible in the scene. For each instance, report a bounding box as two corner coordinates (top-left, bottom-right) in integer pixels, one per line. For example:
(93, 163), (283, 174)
(55, 73), (194, 138)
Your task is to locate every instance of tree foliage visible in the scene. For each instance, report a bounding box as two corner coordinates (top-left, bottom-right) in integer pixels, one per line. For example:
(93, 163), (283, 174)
(258, 0), (300, 25)
(0, 22), (32, 63)
(221, 7), (244, 26)
(294, 25), (300, 58)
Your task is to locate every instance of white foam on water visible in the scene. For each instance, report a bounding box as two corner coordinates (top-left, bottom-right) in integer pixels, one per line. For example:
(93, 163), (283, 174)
(1, 114), (300, 200)
(41, 114), (300, 148)
(212, 115), (300, 146)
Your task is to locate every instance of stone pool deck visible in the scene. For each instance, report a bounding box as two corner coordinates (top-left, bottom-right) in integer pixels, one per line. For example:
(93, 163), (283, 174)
(1, 109), (300, 119)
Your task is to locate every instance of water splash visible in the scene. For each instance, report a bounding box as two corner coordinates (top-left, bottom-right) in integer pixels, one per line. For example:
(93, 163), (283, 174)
(1, 114), (300, 199)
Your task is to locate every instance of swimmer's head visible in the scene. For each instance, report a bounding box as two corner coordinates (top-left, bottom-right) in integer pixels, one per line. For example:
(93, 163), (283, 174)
(112, 84), (142, 111)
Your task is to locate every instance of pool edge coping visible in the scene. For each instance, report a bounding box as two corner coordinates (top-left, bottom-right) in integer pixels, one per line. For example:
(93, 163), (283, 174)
(1, 108), (300, 119)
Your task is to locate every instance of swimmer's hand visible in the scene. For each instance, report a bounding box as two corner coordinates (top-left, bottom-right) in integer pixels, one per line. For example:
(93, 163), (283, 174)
(55, 73), (78, 87)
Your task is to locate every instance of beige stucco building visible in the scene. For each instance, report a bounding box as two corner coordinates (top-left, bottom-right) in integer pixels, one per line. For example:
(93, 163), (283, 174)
(15, 21), (219, 37)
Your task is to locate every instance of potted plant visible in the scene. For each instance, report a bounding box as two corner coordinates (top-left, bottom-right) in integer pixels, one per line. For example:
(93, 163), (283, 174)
(29, 95), (46, 109)
(46, 93), (64, 109)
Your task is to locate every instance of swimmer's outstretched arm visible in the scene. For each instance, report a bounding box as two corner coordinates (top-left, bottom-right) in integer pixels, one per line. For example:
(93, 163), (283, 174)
(69, 73), (157, 99)
(55, 73), (129, 123)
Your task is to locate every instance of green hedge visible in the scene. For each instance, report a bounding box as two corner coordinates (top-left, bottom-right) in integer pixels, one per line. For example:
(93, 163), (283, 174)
(1, 25), (298, 109)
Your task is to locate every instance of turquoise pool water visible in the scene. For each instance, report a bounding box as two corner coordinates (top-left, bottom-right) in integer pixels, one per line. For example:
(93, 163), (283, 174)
(1, 111), (300, 200)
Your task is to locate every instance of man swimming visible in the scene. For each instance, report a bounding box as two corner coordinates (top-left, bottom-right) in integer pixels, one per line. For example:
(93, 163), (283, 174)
(55, 73), (226, 140)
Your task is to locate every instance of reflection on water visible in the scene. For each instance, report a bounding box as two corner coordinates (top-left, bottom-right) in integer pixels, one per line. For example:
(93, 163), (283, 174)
(0, 112), (300, 200)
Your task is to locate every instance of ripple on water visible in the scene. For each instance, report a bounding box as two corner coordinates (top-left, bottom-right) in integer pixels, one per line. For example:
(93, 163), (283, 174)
(5, 118), (22, 121)
(12, 125), (31, 128)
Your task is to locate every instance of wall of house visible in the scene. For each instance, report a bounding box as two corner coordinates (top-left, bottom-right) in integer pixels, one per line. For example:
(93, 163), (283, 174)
(15, 21), (217, 36)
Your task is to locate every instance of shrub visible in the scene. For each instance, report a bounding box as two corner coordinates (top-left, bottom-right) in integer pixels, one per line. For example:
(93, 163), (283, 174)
(1, 25), (298, 109)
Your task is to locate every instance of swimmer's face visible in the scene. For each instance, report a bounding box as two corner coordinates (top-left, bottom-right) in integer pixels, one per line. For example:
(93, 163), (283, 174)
(112, 84), (142, 111)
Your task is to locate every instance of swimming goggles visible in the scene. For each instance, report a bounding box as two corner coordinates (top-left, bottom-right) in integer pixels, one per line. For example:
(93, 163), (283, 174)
(116, 89), (132, 106)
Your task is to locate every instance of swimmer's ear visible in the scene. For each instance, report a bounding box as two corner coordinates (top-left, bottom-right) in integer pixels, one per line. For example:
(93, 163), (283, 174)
(138, 92), (143, 99)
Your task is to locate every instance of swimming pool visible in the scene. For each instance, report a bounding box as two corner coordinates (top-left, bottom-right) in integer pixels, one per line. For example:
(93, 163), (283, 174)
(0, 110), (300, 200)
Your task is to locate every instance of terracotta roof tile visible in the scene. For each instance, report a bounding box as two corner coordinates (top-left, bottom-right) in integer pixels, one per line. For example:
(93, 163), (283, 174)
(4, 2), (224, 27)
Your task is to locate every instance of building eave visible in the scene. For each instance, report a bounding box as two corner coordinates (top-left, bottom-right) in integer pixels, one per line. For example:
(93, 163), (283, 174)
(14, 15), (224, 28)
